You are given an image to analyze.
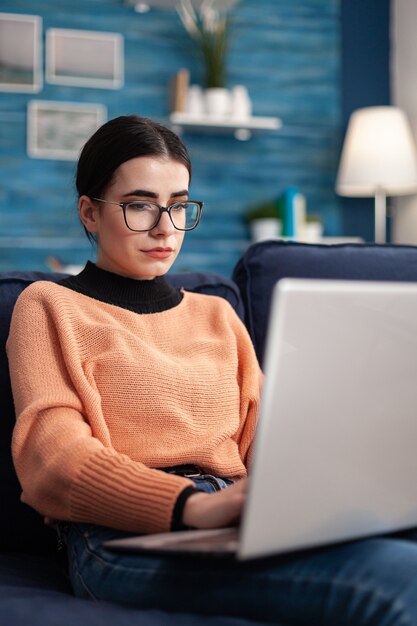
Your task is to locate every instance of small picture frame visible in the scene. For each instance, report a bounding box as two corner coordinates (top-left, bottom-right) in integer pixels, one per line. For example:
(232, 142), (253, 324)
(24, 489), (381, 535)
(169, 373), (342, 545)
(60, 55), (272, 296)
(27, 100), (107, 161)
(46, 28), (124, 89)
(0, 13), (42, 93)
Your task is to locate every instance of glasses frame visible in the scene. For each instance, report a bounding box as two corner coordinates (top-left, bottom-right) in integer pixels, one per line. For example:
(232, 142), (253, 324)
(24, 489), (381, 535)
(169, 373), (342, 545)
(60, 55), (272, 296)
(91, 197), (203, 232)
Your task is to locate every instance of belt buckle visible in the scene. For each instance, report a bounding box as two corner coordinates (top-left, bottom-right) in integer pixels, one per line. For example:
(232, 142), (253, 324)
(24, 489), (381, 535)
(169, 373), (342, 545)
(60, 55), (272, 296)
(183, 466), (203, 478)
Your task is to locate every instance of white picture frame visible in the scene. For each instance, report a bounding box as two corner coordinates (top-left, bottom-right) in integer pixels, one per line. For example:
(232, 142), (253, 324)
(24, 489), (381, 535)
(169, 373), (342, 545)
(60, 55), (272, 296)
(46, 28), (124, 89)
(27, 100), (107, 161)
(0, 13), (42, 93)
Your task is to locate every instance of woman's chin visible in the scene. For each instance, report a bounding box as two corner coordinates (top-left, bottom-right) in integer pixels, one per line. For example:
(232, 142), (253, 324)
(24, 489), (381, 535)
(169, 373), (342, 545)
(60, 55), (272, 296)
(135, 255), (177, 279)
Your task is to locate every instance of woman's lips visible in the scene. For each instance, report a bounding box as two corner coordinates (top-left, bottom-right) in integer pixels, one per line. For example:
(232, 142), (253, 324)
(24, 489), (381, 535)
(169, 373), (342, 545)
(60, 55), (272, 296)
(142, 247), (173, 259)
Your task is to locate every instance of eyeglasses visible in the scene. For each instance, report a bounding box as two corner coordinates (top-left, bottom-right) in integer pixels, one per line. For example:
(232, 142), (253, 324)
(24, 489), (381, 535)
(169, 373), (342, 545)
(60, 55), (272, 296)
(92, 198), (203, 232)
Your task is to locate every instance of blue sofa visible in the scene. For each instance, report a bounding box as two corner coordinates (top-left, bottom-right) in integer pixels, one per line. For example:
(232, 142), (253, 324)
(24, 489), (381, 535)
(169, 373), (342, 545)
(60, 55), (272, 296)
(2, 240), (417, 625)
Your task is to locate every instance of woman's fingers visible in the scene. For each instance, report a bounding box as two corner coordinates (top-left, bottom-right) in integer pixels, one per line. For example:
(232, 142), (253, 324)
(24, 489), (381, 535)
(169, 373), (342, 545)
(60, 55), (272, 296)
(182, 478), (248, 529)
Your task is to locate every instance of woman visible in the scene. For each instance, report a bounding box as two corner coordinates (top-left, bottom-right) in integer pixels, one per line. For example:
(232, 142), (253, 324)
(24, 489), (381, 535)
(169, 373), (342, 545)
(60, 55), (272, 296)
(7, 115), (417, 625)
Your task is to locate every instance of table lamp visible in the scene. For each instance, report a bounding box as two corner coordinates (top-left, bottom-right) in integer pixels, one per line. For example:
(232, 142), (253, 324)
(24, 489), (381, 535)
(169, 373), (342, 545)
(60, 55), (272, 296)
(336, 106), (417, 243)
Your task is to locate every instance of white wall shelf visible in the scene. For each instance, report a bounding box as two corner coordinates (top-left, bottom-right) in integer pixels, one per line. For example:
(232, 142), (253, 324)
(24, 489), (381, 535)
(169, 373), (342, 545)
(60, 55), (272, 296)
(169, 112), (282, 140)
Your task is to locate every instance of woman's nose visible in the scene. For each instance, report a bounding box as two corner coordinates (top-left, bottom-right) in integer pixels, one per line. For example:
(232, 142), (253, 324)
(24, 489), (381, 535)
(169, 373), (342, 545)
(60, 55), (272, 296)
(151, 209), (175, 236)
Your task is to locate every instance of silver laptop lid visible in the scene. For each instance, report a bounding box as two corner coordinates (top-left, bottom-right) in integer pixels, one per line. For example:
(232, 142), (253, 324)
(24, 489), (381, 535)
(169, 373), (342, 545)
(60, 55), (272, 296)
(239, 278), (417, 560)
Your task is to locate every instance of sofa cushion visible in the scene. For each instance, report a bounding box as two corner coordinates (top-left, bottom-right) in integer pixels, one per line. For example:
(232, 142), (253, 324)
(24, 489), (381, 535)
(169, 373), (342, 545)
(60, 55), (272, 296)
(0, 270), (244, 554)
(232, 240), (417, 366)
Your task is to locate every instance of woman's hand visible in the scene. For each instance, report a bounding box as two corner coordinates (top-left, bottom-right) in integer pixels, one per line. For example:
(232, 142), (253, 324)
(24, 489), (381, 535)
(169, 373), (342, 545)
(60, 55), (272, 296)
(182, 478), (248, 529)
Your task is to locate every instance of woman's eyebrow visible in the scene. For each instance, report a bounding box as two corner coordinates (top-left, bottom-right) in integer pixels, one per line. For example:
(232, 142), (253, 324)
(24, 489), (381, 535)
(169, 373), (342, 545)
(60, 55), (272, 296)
(171, 189), (189, 198)
(122, 189), (157, 198)
(121, 189), (189, 199)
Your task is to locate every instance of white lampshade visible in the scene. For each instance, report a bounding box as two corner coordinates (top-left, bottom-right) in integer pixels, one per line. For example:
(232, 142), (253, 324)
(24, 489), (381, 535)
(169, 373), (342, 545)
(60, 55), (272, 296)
(336, 106), (417, 197)
(336, 106), (417, 243)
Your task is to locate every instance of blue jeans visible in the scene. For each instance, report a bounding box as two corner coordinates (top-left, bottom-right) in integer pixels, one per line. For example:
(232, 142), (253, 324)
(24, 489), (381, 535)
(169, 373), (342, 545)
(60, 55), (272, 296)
(62, 474), (417, 625)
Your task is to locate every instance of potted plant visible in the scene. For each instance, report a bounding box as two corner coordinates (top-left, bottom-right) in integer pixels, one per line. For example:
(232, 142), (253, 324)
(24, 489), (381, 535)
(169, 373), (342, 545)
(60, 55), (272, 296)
(301, 214), (324, 243)
(245, 200), (282, 243)
(178, 0), (235, 116)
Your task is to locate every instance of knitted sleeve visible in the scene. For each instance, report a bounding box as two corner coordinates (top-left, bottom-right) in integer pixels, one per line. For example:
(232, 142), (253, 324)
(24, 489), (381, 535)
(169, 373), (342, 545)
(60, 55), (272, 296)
(6, 284), (194, 534)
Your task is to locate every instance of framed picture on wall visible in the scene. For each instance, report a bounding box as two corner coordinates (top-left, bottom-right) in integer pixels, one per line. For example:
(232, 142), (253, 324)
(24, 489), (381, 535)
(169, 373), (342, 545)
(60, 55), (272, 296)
(46, 28), (124, 89)
(0, 13), (42, 92)
(27, 100), (107, 160)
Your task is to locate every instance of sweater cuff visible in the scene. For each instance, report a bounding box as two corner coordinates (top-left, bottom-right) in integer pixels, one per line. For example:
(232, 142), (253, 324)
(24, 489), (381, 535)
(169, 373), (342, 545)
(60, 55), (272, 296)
(171, 486), (201, 530)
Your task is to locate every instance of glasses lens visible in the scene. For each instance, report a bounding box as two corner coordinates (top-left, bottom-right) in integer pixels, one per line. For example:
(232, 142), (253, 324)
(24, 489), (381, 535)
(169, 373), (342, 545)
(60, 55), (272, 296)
(170, 202), (200, 230)
(124, 201), (200, 231)
(124, 202), (160, 231)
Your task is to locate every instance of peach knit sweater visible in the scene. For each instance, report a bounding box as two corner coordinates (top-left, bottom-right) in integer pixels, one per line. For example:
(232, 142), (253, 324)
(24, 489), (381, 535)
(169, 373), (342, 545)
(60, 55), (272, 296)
(7, 279), (261, 534)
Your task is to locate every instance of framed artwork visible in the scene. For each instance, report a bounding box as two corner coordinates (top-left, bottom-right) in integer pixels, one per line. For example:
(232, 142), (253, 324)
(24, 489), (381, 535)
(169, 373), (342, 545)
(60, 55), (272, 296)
(46, 28), (124, 89)
(27, 100), (107, 160)
(0, 13), (42, 92)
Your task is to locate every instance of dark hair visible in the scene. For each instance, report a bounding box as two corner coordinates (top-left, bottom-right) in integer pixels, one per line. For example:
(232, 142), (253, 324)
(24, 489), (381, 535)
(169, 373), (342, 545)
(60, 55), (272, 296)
(76, 115), (192, 241)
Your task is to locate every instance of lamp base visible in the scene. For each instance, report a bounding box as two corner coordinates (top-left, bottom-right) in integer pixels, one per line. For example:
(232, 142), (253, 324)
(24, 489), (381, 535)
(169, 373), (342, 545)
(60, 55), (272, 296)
(375, 189), (387, 244)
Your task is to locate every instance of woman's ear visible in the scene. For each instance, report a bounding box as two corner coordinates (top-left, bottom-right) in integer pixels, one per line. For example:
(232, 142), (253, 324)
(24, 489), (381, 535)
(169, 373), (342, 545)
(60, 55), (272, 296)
(79, 196), (99, 234)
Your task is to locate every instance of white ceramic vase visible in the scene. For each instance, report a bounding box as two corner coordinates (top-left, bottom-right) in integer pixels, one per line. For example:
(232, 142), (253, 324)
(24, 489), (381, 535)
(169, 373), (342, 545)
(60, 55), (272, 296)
(250, 218), (282, 243)
(204, 88), (231, 117)
(186, 85), (205, 117)
(231, 85), (252, 120)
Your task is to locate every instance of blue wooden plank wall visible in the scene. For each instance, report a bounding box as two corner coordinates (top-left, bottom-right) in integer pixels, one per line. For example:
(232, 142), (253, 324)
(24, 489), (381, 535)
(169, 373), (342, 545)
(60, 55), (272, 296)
(0, 0), (341, 276)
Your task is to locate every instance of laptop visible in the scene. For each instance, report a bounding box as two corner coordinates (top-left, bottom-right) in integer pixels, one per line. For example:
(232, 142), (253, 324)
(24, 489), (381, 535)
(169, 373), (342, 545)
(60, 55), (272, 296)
(104, 278), (417, 560)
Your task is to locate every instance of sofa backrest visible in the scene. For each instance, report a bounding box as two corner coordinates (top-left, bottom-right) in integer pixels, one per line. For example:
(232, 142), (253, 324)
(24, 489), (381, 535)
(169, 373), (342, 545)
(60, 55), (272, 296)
(0, 270), (244, 553)
(233, 241), (417, 366)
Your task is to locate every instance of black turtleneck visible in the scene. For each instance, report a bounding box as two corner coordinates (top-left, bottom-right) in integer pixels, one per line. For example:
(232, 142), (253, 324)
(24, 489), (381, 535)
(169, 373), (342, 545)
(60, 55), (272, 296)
(58, 261), (183, 314)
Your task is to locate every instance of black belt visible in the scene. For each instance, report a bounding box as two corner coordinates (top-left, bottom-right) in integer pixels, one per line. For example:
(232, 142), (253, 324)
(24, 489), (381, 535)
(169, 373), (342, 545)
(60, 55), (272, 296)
(157, 464), (205, 478)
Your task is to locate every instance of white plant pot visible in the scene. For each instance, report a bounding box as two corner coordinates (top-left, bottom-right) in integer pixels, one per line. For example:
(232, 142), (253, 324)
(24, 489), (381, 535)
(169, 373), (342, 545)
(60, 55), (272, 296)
(204, 88), (231, 117)
(301, 221), (324, 243)
(250, 218), (282, 243)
